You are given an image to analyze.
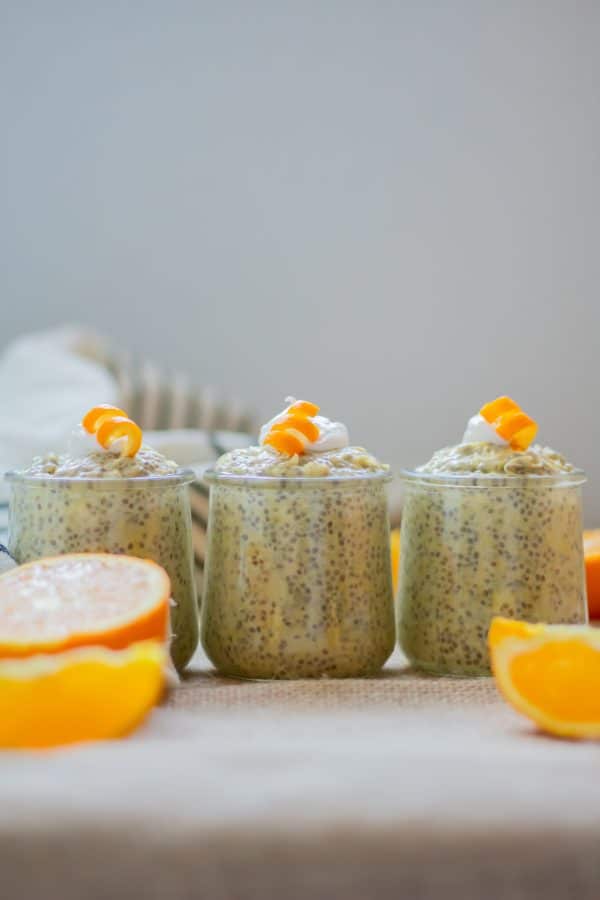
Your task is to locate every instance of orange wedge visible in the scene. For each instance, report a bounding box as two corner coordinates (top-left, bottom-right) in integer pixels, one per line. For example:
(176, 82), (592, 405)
(271, 415), (320, 442)
(287, 400), (320, 417)
(489, 617), (600, 739)
(0, 554), (170, 658)
(584, 530), (600, 620)
(0, 641), (165, 749)
(82, 404), (128, 434)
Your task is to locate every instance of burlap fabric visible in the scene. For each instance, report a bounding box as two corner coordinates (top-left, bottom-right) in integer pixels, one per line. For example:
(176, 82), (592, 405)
(1, 650), (599, 900)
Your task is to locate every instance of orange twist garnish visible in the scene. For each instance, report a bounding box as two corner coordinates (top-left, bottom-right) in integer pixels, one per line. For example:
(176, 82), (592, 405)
(270, 415), (320, 443)
(479, 396), (538, 451)
(262, 400), (321, 457)
(96, 417), (143, 458)
(82, 405), (143, 458)
(82, 405), (128, 434)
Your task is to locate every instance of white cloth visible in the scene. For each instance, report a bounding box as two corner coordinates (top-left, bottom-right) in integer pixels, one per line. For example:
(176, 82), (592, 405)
(0, 326), (118, 494)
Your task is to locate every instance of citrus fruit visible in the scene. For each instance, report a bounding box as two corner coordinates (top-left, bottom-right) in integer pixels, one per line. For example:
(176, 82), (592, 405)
(0, 554), (170, 658)
(584, 529), (600, 619)
(489, 616), (600, 739)
(0, 640), (166, 748)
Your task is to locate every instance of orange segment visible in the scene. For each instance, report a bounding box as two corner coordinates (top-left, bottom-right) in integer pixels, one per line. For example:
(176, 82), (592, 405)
(495, 410), (538, 450)
(287, 400), (320, 417)
(264, 430), (305, 456)
(489, 617), (600, 739)
(480, 396), (519, 424)
(96, 416), (143, 458)
(584, 530), (600, 619)
(0, 641), (165, 749)
(271, 415), (320, 442)
(0, 554), (170, 658)
(82, 405), (128, 434)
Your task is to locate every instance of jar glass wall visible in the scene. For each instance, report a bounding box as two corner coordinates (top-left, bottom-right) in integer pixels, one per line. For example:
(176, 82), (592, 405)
(201, 471), (395, 679)
(5, 471), (199, 672)
(397, 469), (587, 676)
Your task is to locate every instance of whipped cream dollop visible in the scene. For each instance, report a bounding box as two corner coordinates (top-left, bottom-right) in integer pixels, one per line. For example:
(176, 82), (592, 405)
(461, 413), (508, 446)
(259, 397), (349, 453)
(66, 424), (124, 458)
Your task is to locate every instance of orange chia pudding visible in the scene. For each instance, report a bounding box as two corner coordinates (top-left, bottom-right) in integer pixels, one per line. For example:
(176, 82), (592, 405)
(201, 399), (395, 679)
(6, 407), (199, 671)
(398, 397), (587, 676)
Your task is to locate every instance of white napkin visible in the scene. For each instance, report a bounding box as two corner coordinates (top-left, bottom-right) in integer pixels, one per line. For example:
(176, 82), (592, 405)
(0, 326), (119, 501)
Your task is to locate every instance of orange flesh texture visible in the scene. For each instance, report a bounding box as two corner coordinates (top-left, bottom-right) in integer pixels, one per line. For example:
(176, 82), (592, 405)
(96, 417), (143, 458)
(264, 430), (305, 456)
(584, 530), (600, 619)
(508, 638), (600, 722)
(271, 415), (320, 442)
(287, 400), (320, 417)
(0, 641), (165, 749)
(0, 555), (170, 658)
(495, 410), (538, 449)
(480, 396), (519, 424)
(82, 405), (128, 434)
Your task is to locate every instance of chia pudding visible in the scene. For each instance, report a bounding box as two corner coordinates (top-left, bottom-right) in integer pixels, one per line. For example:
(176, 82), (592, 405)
(6, 446), (199, 672)
(398, 440), (587, 676)
(200, 402), (395, 679)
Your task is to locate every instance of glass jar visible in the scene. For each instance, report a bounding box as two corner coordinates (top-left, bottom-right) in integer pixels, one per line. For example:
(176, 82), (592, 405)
(397, 469), (587, 676)
(201, 471), (395, 678)
(5, 471), (199, 672)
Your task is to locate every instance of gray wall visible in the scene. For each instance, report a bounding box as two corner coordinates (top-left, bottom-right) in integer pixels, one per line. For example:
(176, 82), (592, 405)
(2, 2), (600, 519)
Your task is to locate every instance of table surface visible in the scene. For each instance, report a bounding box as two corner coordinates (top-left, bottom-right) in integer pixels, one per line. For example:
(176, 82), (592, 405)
(2, 647), (600, 900)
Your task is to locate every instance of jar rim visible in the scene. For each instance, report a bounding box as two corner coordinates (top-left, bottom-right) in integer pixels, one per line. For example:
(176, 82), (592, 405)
(399, 467), (586, 488)
(4, 468), (197, 488)
(202, 468), (393, 488)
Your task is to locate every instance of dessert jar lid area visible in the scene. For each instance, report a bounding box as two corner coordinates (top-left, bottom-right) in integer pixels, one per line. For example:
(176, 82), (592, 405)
(203, 469), (393, 489)
(399, 467), (586, 489)
(4, 469), (197, 490)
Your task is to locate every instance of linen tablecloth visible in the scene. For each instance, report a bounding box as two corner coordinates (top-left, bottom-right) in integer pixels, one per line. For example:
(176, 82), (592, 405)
(1, 649), (599, 900)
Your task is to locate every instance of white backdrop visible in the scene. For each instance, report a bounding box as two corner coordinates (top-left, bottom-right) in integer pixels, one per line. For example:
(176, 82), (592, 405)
(1, 2), (599, 519)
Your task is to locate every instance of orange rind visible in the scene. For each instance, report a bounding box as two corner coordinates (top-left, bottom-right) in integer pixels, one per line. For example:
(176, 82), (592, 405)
(0, 640), (166, 749)
(0, 554), (170, 658)
(287, 400), (320, 417)
(262, 399), (321, 457)
(96, 416), (143, 458)
(479, 396), (538, 451)
(82, 404), (143, 458)
(489, 617), (600, 740)
(82, 405), (128, 434)
(264, 430), (305, 456)
(584, 530), (600, 620)
(271, 415), (320, 442)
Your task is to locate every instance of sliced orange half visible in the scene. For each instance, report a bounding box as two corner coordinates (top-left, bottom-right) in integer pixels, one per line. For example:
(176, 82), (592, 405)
(0, 554), (170, 658)
(96, 416), (143, 458)
(0, 640), (166, 749)
(489, 617), (600, 739)
(82, 404), (128, 434)
(584, 530), (600, 620)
